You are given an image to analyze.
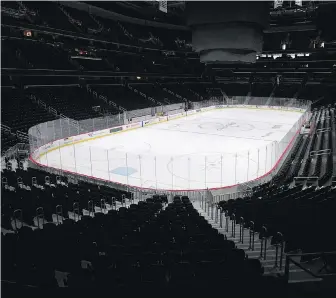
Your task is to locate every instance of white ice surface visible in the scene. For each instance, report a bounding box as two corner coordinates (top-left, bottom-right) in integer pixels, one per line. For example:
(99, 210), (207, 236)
(37, 108), (303, 190)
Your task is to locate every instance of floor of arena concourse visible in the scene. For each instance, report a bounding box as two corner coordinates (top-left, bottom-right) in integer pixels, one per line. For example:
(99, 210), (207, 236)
(36, 108), (303, 190)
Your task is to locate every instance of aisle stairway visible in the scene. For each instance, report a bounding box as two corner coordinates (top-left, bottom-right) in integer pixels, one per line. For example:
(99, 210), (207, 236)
(192, 200), (324, 283)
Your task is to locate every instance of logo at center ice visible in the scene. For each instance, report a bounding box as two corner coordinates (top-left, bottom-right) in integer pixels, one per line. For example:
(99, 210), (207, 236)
(221, 122), (239, 130)
(198, 122), (240, 131)
(200, 160), (221, 171)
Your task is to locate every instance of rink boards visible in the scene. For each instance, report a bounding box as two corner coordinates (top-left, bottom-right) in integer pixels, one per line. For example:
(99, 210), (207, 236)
(32, 104), (305, 161)
(30, 104), (307, 191)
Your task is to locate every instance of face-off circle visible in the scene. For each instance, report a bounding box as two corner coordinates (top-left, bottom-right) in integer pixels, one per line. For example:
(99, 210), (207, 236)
(198, 121), (254, 131)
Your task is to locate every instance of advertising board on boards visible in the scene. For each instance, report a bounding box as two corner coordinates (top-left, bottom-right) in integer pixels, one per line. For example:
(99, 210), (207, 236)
(63, 137), (73, 145)
(168, 112), (184, 120)
(110, 126), (123, 134)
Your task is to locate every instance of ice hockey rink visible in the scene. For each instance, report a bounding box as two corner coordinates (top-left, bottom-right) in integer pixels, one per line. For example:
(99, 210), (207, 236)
(36, 108), (303, 190)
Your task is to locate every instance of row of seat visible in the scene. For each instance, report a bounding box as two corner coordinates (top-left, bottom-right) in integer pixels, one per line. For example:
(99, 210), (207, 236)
(219, 184), (336, 254)
(297, 107), (334, 186)
(1, 166), (131, 230)
(1, 88), (57, 133)
(2, 194), (287, 298)
(2, 1), (191, 52)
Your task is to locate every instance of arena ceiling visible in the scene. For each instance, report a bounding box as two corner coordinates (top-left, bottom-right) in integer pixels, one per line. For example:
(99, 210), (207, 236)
(83, 1), (327, 29)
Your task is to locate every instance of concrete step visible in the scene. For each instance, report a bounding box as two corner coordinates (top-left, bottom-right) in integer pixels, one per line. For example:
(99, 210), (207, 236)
(251, 255), (284, 262)
(223, 234), (259, 241)
(263, 262), (295, 270)
(245, 249), (278, 257)
(264, 268), (304, 276)
(260, 259), (285, 266)
(287, 269), (323, 283)
(194, 201), (291, 278)
(289, 277), (323, 284)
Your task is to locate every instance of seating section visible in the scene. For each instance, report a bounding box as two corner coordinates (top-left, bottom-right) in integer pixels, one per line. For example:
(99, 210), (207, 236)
(296, 108), (333, 185)
(3, 38), (75, 70)
(1, 1), (20, 10)
(92, 85), (156, 110)
(219, 185), (336, 254)
(3, 1), (192, 52)
(73, 57), (112, 71)
(181, 83), (212, 100)
(3, 176), (286, 297)
(130, 83), (177, 105)
(330, 109), (336, 183)
(222, 83), (249, 97)
(60, 4), (101, 34)
(1, 76), (13, 87)
(272, 133), (306, 185)
(274, 83), (300, 99)
(298, 84), (327, 103)
(1, 35), (198, 74)
(1, 0), (332, 59)
(1, 167), (131, 228)
(162, 83), (197, 101)
(1, 39), (23, 69)
(1, 131), (19, 154)
(270, 106), (334, 187)
(1, 88), (57, 133)
(28, 87), (101, 120)
(23, 1), (77, 31)
(251, 83), (274, 98)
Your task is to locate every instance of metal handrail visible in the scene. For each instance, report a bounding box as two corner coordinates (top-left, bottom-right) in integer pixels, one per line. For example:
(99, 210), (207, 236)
(240, 217), (244, 244)
(225, 211), (229, 233)
(88, 200), (94, 216)
(249, 221), (255, 250)
(56, 205), (63, 225)
(100, 198), (106, 213)
(231, 213), (236, 238)
(274, 232), (284, 270)
(259, 226), (268, 260)
(2, 177), (8, 187)
(32, 177), (37, 186)
(284, 251), (336, 282)
(17, 177), (23, 188)
(219, 208), (223, 228)
(36, 207), (44, 229)
(13, 209), (23, 231)
(279, 232), (284, 270)
(111, 197), (116, 210)
(73, 202), (80, 221)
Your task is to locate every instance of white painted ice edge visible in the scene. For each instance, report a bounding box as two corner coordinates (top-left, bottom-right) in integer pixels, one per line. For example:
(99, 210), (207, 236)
(30, 104), (308, 194)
